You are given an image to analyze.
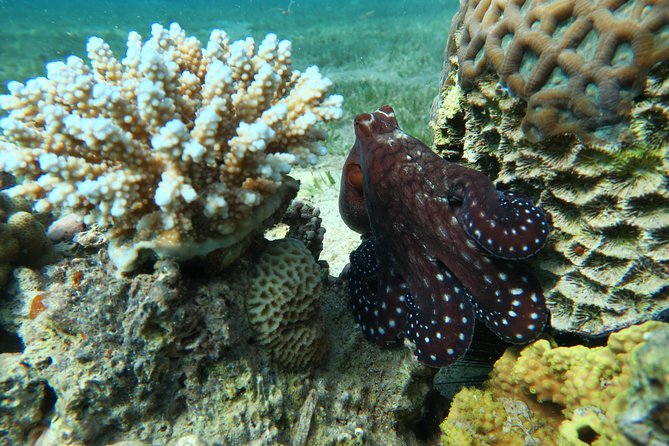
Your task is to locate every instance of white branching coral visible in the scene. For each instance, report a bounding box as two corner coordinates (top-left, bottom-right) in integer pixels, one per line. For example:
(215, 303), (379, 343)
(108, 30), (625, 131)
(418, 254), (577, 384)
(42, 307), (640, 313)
(0, 23), (343, 272)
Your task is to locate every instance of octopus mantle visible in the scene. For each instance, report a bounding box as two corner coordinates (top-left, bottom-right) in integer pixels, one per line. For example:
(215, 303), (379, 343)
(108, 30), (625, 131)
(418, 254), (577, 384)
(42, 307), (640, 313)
(339, 105), (550, 367)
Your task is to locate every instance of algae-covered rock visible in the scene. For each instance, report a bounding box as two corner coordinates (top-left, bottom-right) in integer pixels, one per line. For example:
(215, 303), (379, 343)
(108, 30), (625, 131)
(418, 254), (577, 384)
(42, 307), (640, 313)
(440, 321), (669, 446)
(0, 239), (435, 445)
(0, 353), (49, 445)
(431, 0), (669, 336)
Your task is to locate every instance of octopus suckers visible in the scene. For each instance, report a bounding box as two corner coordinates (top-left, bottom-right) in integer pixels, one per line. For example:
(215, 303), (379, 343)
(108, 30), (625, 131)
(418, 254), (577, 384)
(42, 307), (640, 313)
(528, 324), (535, 330)
(502, 318), (509, 325)
(510, 288), (524, 295)
(512, 300), (521, 307)
(508, 310), (517, 317)
(530, 312), (540, 320)
(447, 348), (454, 355)
(443, 294), (451, 302)
(462, 317), (468, 323)
(444, 316), (452, 324)
(389, 319), (396, 328)
(436, 332), (443, 339)
(379, 327), (386, 335)
(498, 272), (508, 281)
(424, 336), (430, 344)
(436, 273), (445, 281)
(458, 333), (466, 341)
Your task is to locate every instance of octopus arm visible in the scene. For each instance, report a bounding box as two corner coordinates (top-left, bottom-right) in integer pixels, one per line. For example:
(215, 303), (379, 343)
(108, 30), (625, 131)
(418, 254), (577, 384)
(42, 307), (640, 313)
(393, 232), (475, 368)
(445, 168), (549, 260)
(348, 238), (406, 344)
(465, 258), (549, 343)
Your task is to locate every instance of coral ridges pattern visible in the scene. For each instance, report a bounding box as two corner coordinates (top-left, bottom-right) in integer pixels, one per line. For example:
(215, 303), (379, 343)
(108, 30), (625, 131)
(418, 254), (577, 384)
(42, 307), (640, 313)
(457, 0), (669, 142)
(246, 238), (327, 370)
(432, 0), (669, 336)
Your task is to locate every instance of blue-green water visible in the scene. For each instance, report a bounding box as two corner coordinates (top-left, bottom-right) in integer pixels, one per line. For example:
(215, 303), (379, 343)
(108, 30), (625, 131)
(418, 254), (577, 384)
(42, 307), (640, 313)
(0, 0), (457, 146)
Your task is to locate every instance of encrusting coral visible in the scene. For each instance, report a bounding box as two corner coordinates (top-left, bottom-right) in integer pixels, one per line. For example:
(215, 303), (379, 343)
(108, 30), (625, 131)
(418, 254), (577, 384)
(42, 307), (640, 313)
(246, 237), (327, 370)
(456, 0), (669, 142)
(0, 22), (343, 273)
(440, 321), (669, 446)
(432, 0), (669, 336)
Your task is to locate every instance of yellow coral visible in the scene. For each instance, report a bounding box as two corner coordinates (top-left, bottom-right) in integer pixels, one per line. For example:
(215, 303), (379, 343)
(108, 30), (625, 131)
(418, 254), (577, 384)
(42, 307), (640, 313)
(441, 321), (668, 446)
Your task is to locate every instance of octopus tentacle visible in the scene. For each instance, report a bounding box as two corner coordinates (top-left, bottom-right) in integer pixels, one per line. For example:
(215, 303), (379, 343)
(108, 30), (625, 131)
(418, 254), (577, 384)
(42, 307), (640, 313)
(462, 190), (549, 259)
(392, 231), (475, 367)
(402, 257), (475, 368)
(348, 238), (406, 344)
(465, 259), (549, 343)
(444, 167), (549, 259)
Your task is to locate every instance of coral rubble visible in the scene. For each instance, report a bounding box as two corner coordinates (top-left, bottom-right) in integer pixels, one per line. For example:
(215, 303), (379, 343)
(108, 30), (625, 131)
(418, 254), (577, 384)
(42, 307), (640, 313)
(440, 321), (669, 446)
(0, 22), (343, 273)
(432, 0), (669, 336)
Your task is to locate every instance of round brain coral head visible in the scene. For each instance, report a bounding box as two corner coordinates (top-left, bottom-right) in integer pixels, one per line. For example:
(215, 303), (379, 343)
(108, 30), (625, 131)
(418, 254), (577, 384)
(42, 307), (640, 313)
(340, 105), (550, 368)
(0, 23), (343, 273)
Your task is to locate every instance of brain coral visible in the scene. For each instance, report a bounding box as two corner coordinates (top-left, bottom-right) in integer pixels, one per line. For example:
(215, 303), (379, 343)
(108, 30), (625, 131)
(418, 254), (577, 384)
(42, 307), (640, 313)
(246, 237), (327, 370)
(440, 321), (669, 446)
(431, 0), (668, 336)
(456, 0), (669, 142)
(0, 23), (343, 273)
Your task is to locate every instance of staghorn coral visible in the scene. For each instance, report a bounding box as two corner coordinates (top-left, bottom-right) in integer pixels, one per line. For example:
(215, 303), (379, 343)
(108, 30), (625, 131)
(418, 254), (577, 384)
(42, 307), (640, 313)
(0, 23), (343, 273)
(431, 0), (668, 336)
(246, 237), (327, 370)
(440, 321), (669, 446)
(455, 0), (669, 143)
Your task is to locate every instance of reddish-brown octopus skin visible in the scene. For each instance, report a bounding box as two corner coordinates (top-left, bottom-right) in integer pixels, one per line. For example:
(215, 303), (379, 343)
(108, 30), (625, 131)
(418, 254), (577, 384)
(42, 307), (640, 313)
(340, 105), (550, 367)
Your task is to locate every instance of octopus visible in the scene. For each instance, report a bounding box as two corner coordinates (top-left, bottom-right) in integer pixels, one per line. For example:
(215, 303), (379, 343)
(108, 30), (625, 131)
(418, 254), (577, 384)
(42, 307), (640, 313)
(339, 105), (550, 368)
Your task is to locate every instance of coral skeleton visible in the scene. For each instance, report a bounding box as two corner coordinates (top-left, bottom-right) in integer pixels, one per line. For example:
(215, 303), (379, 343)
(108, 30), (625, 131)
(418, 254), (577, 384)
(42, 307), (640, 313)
(0, 23), (343, 272)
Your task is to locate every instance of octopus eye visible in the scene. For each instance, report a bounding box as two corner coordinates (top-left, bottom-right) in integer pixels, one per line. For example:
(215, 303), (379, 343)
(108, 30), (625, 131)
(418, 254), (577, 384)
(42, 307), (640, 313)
(345, 162), (364, 190)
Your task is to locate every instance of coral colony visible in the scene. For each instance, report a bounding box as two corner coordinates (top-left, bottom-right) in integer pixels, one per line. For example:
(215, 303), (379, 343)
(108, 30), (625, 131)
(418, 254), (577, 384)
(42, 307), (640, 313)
(0, 23), (343, 272)
(457, 0), (669, 142)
